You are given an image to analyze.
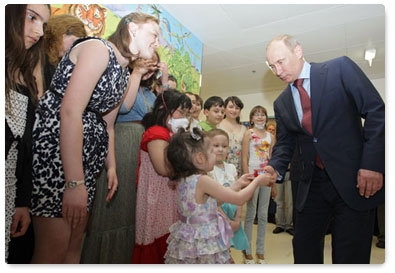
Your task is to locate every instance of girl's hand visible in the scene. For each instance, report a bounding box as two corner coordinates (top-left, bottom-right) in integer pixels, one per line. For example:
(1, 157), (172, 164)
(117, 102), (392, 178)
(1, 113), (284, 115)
(106, 167), (118, 202)
(157, 62), (169, 77)
(256, 172), (276, 187)
(271, 184), (277, 198)
(62, 185), (88, 229)
(231, 173), (253, 191)
(229, 219), (240, 232)
(10, 207), (30, 238)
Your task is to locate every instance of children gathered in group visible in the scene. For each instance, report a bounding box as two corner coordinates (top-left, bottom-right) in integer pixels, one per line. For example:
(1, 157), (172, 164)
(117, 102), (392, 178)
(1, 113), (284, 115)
(164, 128), (276, 263)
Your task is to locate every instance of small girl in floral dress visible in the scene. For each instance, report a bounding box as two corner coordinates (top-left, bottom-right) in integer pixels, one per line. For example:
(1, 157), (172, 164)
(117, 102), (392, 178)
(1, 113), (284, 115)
(165, 128), (275, 264)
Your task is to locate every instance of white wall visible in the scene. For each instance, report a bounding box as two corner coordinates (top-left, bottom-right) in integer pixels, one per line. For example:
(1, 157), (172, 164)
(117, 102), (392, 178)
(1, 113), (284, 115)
(199, 77), (385, 123)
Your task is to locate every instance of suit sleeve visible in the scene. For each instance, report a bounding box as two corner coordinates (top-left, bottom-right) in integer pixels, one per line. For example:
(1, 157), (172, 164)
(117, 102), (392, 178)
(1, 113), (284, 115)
(269, 96), (297, 177)
(341, 56), (385, 173)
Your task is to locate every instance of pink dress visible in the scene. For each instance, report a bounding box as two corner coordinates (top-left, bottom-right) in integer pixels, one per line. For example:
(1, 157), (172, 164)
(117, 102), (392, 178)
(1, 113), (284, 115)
(132, 126), (179, 264)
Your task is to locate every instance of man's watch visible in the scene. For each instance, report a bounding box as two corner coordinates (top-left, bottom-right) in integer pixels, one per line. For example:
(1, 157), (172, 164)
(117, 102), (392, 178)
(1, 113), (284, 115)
(65, 179), (85, 189)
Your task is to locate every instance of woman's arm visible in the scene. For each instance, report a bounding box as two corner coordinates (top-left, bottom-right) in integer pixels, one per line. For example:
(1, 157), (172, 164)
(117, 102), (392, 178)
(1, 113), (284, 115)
(241, 130), (250, 174)
(102, 103), (121, 202)
(60, 39), (109, 228)
(147, 139), (172, 177)
(122, 59), (154, 111)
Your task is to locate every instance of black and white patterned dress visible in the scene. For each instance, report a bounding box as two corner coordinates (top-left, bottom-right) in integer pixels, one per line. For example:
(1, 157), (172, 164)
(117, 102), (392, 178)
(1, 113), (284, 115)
(31, 37), (129, 218)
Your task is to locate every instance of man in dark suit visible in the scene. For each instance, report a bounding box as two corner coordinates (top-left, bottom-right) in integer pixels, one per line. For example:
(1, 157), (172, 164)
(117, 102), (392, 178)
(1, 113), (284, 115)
(264, 34), (384, 264)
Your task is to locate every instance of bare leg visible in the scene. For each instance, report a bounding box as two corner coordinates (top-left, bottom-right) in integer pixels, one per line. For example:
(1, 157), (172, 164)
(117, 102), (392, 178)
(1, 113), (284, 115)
(31, 215), (88, 264)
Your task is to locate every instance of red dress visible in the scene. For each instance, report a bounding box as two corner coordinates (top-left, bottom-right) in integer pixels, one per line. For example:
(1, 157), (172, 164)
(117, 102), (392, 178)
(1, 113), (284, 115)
(132, 126), (179, 263)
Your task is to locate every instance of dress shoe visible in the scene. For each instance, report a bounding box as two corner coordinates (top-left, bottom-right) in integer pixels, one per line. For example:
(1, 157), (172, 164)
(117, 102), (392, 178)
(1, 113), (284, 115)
(286, 228), (294, 236)
(376, 240), (385, 249)
(272, 227), (285, 234)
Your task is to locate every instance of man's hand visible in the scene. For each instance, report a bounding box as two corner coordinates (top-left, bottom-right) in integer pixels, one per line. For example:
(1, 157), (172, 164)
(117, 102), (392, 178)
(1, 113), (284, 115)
(357, 169), (383, 198)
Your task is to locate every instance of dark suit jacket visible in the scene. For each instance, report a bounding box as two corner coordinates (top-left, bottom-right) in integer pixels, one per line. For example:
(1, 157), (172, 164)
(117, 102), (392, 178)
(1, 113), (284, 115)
(269, 56), (385, 212)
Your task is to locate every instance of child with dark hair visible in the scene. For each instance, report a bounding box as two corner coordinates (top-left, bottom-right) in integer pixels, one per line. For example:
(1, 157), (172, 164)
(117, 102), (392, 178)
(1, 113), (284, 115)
(199, 96), (225, 131)
(164, 128), (275, 263)
(132, 89), (192, 264)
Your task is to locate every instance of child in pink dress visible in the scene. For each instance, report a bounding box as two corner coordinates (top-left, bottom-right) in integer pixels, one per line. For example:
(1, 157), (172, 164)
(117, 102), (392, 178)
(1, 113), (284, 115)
(132, 90), (192, 264)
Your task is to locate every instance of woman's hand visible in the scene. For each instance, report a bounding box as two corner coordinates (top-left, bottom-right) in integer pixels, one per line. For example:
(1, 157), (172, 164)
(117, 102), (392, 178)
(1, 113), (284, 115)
(106, 167), (118, 202)
(62, 185), (88, 229)
(10, 207), (30, 237)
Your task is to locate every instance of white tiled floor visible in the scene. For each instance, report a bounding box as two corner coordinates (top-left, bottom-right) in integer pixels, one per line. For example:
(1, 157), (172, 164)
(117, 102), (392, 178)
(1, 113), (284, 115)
(230, 205), (385, 264)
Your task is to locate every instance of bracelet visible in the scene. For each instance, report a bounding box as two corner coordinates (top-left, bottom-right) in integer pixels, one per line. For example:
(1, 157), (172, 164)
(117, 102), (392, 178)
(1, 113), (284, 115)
(162, 83), (170, 90)
(65, 179), (85, 189)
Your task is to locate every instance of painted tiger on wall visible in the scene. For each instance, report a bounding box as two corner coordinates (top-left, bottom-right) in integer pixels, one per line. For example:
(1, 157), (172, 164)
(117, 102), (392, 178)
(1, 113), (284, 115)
(52, 4), (107, 37)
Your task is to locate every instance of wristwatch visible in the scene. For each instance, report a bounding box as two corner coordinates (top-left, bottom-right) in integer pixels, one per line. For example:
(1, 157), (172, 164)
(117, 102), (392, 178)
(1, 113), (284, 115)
(65, 179), (84, 189)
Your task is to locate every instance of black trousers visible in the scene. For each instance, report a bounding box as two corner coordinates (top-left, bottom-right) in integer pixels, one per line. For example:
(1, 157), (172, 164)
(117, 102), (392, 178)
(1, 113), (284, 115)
(293, 167), (375, 264)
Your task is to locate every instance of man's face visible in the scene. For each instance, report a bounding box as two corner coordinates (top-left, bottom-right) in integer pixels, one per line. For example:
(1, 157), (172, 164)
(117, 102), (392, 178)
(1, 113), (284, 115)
(266, 40), (303, 84)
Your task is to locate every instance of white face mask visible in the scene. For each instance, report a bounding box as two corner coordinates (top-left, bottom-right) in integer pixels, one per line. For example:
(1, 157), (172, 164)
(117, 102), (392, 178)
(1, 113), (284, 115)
(254, 123), (266, 130)
(168, 117), (190, 133)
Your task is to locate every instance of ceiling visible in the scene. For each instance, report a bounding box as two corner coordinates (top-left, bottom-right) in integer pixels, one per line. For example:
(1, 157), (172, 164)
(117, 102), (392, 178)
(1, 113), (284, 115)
(161, 4), (385, 99)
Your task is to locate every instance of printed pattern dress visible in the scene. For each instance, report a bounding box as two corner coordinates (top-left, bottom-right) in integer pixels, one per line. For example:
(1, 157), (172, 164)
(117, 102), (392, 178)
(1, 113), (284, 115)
(165, 174), (233, 264)
(217, 123), (246, 175)
(31, 37), (129, 217)
(132, 126), (179, 264)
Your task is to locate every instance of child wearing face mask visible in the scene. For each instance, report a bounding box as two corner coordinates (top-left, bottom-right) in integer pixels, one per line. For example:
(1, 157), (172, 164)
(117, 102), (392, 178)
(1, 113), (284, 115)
(241, 105), (276, 264)
(132, 89), (192, 264)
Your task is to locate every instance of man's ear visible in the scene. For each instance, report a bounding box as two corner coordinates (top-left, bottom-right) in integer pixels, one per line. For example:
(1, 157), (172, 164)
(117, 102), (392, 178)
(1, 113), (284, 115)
(294, 44), (303, 60)
(203, 108), (209, 117)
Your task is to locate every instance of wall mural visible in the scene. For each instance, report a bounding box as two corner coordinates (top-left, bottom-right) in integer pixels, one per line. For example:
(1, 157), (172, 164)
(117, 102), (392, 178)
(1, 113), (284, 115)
(51, 4), (203, 94)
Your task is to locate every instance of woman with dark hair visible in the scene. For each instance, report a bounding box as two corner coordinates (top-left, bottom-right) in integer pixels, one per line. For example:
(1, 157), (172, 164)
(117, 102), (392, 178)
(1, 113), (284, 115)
(5, 4), (51, 263)
(218, 96), (247, 175)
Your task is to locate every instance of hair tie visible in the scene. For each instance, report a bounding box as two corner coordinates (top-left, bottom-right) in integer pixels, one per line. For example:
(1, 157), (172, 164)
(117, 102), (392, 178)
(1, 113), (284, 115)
(161, 93), (169, 113)
(190, 126), (202, 141)
(124, 17), (131, 25)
